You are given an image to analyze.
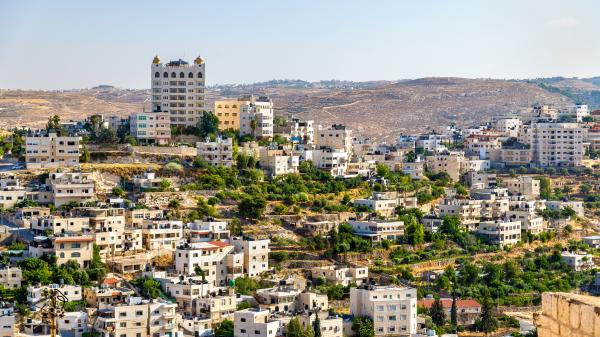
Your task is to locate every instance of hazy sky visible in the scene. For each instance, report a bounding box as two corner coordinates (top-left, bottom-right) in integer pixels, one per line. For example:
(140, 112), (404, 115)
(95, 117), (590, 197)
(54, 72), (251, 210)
(1, 0), (599, 89)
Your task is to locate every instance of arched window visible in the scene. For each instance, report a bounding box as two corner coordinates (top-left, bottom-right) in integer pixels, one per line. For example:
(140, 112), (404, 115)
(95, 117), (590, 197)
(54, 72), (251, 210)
(179, 72), (185, 78)
(198, 72), (203, 78)
(224, 105), (229, 108)
(217, 105), (222, 108)
(232, 105), (237, 108)
(188, 72), (194, 78)
(154, 72), (160, 78)
(163, 72), (168, 77)
(171, 72), (176, 78)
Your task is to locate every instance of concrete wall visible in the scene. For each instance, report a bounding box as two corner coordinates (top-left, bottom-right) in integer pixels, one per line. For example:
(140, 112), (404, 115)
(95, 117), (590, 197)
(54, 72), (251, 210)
(535, 292), (600, 337)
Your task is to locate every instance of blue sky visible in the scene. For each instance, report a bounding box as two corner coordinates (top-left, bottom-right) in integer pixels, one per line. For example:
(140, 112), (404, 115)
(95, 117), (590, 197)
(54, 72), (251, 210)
(1, 0), (599, 89)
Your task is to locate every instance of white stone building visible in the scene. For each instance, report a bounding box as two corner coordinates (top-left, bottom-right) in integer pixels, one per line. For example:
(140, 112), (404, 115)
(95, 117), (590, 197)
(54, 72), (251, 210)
(240, 96), (274, 139)
(350, 285), (417, 337)
(476, 220), (521, 246)
(197, 137), (234, 167)
(151, 55), (205, 127)
(25, 132), (81, 169)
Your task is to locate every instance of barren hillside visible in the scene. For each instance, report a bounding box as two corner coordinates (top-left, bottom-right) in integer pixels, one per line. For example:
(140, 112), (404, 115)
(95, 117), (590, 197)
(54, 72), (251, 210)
(1, 78), (571, 139)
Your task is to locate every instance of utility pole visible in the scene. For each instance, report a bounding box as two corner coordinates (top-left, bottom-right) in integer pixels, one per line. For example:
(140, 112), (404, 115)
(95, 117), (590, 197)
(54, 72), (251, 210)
(37, 288), (67, 337)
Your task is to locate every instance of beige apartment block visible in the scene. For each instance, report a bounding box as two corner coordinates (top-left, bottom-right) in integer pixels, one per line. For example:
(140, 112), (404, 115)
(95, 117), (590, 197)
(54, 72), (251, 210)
(53, 235), (94, 267)
(130, 111), (171, 145)
(231, 238), (270, 277)
(426, 151), (465, 181)
(315, 124), (353, 154)
(0, 266), (21, 289)
(531, 122), (585, 167)
(25, 132), (81, 169)
(46, 172), (95, 207)
(214, 99), (245, 131)
(535, 292), (600, 337)
(94, 299), (181, 337)
(298, 313), (343, 337)
(234, 308), (280, 337)
(504, 176), (540, 200)
(197, 137), (234, 167)
(151, 55), (206, 127)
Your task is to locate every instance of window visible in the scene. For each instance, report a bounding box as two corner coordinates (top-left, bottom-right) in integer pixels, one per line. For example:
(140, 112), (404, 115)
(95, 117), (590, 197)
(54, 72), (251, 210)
(155, 72), (160, 78)
(198, 72), (203, 78)
(72, 243), (81, 249)
(71, 252), (81, 258)
(188, 72), (194, 78)
(179, 72), (185, 78)
(171, 72), (176, 78)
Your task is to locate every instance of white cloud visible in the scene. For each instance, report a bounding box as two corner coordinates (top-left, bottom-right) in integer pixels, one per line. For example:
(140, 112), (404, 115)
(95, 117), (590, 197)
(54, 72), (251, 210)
(548, 16), (579, 28)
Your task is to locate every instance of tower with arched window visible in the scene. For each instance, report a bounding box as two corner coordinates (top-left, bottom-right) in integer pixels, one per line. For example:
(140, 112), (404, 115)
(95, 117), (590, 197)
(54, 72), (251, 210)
(150, 55), (206, 128)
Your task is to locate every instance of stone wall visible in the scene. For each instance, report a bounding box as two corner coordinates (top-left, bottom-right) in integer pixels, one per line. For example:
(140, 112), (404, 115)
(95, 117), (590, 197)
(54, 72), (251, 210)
(535, 292), (600, 337)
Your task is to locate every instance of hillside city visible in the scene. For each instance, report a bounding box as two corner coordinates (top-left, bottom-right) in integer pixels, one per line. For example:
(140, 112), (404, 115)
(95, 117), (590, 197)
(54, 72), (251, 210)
(1, 55), (600, 337)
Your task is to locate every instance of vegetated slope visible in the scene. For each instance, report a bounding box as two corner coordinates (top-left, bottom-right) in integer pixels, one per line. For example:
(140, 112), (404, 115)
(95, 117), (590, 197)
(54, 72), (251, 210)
(216, 77), (570, 141)
(529, 76), (600, 110)
(1, 78), (570, 140)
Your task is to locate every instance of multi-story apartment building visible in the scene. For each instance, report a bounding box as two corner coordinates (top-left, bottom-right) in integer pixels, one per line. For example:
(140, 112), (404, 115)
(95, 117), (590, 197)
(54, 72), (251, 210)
(151, 55), (205, 127)
(187, 219), (230, 243)
(194, 291), (237, 323)
(214, 99), (246, 131)
(27, 284), (83, 304)
(42, 172), (95, 207)
(352, 192), (404, 218)
(197, 137), (234, 167)
(141, 220), (183, 253)
(438, 198), (482, 230)
(506, 210), (544, 234)
(546, 200), (585, 217)
(504, 176), (540, 200)
(476, 220), (521, 246)
(57, 311), (88, 337)
(315, 124), (353, 155)
(426, 151), (465, 181)
(287, 118), (315, 144)
(258, 147), (299, 177)
(94, 298), (181, 337)
(240, 96), (274, 139)
(130, 111), (171, 145)
(234, 308), (280, 337)
(127, 208), (164, 228)
(531, 122), (585, 167)
(347, 220), (405, 244)
(231, 238), (270, 277)
(256, 285), (328, 314)
(30, 215), (90, 235)
(309, 148), (349, 177)
(0, 266), (21, 289)
(350, 285), (417, 337)
(174, 241), (234, 286)
(53, 234), (94, 266)
(310, 265), (369, 286)
(25, 132), (81, 169)
(494, 117), (522, 138)
(0, 307), (16, 337)
(499, 146), (532, 167)
(84, 286), (135, 307)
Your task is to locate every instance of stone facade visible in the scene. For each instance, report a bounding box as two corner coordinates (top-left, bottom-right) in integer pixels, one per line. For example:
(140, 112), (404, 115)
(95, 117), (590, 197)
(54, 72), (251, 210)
(535, 292), (600, 337)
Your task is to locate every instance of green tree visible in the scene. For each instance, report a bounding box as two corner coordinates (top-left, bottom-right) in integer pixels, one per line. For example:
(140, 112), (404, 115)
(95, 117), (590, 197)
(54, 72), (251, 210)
(198, 111), (220, 137)
(238, 196), (266, 220)
(440, 215), (461, 237)
(476, 293), (498, 335)
(194, 266), (206, 281)
(213, 319), (234, 337)
(313, 313), (322, 337)
(429, 297), (446, 327)
(112, 186), (125, 197)
(80, 145), (90, 163)
(450, 291), (458, 332)
(287, 317), (314, 337)
(376, 164), (390, 178)
(352, 316), (374, 337)
(19, 258), (53, 285)
(160, 179), (172, 191)
(404, 221), (425, 246)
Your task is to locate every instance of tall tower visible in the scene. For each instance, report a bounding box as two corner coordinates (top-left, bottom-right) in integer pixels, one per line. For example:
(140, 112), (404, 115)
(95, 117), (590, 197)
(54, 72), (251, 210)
(150, 55), (206, 127)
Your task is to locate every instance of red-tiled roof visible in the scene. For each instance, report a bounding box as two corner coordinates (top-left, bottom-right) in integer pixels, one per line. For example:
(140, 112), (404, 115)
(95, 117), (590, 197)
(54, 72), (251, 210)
(209, 241), (230, 248)
(102, 277), (119, 285)
(418, 298), (481, 309)
(591, 109), (600, 116)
